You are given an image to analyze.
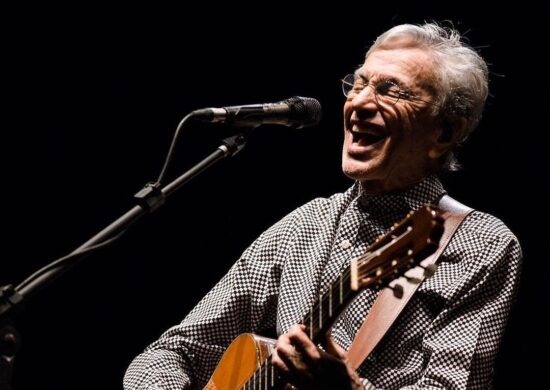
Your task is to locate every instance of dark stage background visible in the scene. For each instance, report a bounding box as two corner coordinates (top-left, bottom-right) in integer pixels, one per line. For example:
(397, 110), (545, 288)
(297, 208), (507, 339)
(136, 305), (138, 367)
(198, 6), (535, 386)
(3, 3), (548, 389)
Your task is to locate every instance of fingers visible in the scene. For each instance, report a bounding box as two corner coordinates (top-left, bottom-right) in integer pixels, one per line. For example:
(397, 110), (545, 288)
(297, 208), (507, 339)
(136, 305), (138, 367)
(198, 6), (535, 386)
(324, 334), (346, 359)
(286, 324), (321, 363)
(272, 325), (360, 389)
(324, 334), (364, 389)
(272, 324), (317, 385)
(272, 327), (308, 370)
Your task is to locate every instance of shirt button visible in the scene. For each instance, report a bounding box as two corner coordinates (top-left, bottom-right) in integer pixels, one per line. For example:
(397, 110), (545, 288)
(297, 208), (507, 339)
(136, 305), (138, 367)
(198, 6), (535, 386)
(340, 239), (351, 249)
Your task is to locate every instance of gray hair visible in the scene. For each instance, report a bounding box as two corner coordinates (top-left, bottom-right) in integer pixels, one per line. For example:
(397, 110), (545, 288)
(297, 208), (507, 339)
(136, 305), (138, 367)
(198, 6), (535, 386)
(366, 23), (489, 171)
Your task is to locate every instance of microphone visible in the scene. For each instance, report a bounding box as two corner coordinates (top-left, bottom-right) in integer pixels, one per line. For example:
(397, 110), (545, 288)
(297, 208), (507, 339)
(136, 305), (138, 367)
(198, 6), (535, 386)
(190, 96), (321, 129)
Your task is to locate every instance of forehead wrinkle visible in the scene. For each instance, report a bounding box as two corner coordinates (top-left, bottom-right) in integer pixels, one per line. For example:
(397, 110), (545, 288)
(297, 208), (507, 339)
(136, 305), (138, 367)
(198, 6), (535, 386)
(355, 68), (415, 91)
(362, 48), (437, 94)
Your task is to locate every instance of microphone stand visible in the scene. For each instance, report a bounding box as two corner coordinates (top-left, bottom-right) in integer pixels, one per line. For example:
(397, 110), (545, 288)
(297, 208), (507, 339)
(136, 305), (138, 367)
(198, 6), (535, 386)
(0, 132), (249, 390)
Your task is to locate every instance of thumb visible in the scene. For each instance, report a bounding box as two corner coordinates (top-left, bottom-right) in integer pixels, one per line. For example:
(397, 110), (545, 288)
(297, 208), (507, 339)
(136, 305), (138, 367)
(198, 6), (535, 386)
(325, 334), (347, 359)
(325, 335), (364, 389)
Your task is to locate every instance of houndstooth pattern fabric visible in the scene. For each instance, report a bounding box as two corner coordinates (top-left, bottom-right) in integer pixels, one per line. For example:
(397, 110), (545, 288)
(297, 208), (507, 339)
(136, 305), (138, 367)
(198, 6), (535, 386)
(123, 175), (522, 390)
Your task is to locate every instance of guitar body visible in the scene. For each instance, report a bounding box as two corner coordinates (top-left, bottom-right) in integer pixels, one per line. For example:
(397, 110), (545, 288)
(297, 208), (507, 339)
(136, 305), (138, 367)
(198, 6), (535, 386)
(204, 333), (276, 390)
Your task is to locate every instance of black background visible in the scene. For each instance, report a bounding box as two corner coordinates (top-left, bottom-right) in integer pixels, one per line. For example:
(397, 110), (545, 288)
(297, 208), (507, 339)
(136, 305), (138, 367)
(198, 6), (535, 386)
(3, 3), (548, 389)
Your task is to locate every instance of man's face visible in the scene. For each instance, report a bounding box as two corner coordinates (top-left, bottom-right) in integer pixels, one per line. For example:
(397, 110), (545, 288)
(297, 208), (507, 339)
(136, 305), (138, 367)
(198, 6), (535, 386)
(342, 47), (442, 193)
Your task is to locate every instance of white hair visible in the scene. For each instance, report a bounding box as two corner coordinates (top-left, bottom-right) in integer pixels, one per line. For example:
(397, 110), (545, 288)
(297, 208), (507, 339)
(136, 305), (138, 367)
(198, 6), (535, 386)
(366, 23), (489, 171)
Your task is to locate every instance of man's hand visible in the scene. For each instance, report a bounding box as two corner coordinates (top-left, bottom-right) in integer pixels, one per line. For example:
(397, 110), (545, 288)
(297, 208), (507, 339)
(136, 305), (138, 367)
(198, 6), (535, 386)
(271, 324), (364, 390)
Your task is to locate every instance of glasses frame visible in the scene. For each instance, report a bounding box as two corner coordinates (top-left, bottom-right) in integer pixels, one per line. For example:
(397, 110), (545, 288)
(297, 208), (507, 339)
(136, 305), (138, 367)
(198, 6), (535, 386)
(341, 73), (438, 107)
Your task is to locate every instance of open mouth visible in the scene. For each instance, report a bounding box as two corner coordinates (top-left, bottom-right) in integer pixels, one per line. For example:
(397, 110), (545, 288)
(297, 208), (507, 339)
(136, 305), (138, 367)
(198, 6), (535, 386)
(352, 132), (386, 146)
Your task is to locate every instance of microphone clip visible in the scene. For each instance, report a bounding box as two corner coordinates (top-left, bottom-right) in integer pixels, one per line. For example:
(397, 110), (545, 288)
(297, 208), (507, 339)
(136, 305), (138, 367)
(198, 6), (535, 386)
(134, 182), (166, 212)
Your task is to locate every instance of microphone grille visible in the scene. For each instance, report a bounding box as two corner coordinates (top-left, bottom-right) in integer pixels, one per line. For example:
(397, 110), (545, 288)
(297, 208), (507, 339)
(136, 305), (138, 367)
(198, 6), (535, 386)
(286, 96), (322, 129)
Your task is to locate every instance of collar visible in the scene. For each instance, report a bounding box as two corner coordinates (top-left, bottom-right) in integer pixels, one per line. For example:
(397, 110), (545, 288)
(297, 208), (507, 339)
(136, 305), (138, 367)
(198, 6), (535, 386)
(354, 175), (446, 215)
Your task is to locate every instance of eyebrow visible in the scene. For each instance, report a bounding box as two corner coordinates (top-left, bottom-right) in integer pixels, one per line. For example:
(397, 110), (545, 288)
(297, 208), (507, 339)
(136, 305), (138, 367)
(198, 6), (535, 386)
(354, 70), (414, 92)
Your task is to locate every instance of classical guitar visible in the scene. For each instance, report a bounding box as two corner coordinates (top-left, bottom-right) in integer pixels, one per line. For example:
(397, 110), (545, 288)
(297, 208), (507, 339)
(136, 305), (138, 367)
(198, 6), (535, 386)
(204, 205), (444, 390)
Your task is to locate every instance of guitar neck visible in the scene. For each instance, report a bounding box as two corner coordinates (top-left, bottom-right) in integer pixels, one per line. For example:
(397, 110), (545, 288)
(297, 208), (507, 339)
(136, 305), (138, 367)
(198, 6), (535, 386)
(301, 260), (362, 343)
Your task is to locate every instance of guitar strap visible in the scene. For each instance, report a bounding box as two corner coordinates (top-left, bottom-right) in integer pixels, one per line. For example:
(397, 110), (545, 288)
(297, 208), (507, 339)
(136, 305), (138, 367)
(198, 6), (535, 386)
(346, 195), (473, 370)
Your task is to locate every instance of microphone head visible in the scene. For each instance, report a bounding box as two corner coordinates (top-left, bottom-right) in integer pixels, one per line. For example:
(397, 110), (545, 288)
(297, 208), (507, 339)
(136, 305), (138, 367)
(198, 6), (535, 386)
(284, 96), (322, 129)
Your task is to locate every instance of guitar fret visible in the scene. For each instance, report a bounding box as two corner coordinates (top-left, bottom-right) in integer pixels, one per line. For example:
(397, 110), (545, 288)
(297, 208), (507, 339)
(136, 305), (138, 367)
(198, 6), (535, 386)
(264, 362), (268, 390)
(271, 363), (274, 387)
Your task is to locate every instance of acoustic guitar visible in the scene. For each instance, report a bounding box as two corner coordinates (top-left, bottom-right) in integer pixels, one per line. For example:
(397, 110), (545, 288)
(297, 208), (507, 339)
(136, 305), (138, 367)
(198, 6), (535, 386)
(204, 205), (444, 390)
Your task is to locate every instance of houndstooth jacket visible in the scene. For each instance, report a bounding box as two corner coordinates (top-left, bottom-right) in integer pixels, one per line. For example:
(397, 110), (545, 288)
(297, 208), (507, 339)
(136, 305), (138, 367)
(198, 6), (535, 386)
(124, 175), (522, 389)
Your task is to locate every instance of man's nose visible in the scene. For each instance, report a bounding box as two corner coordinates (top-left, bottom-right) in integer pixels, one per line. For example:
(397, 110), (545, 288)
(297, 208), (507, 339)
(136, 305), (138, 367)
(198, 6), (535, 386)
(352, 85), (378, 109)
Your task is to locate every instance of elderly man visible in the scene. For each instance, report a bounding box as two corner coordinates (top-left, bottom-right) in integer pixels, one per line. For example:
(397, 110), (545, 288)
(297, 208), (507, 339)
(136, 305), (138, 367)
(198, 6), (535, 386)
(124, 23), (521, 390)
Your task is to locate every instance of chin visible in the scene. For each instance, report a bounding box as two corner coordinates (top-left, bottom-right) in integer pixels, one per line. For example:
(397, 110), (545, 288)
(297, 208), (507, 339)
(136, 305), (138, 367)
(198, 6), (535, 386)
(342, 153), (391, 188)
(342, 160), (375, 182)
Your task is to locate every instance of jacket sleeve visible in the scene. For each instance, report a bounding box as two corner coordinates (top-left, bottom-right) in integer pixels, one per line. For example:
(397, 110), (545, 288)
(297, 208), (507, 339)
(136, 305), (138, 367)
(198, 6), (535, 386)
(123, 210), (300, 390)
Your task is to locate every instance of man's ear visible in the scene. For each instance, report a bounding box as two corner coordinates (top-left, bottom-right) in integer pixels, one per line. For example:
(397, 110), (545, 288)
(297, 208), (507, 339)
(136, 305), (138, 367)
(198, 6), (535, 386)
(428, 117), (468, 159)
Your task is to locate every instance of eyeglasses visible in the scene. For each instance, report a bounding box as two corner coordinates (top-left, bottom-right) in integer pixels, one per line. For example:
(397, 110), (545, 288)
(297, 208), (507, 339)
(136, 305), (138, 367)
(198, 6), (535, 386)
(341, 73), (436, 106)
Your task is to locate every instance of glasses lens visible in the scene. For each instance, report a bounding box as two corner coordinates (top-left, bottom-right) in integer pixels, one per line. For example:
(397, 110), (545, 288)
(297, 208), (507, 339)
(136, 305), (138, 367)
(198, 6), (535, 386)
(342, 74), (356, 97)
(375, 81), (401, 105)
